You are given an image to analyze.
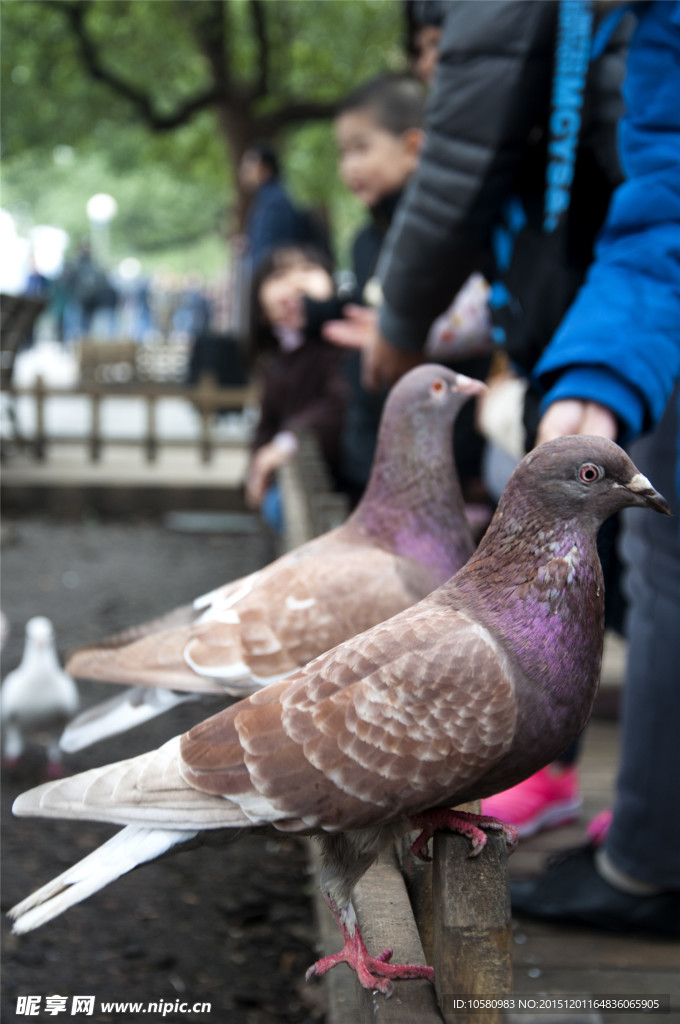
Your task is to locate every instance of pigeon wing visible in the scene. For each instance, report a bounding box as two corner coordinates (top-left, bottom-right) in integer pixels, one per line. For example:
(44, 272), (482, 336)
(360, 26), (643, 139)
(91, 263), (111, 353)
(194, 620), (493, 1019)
(65, 624), (217, 692)
(63, 570), (258, 689)
(64, 539), (430, 695)
(68, 601), (197, 654)
(17, 602), (516, 836)
(180, 600), (518, 833)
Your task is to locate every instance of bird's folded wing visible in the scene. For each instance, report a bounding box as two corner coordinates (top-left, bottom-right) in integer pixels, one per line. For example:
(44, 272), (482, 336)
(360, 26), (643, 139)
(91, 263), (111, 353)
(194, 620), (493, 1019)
(62, 539), (425, 696)
(15, 602), (516, 838)
(187, 541), (426, 683)
(65, 625), (222, 692)
(68, 601), (197, 655)
(62, 569), (262, 685)
(181, 601), (518, 833)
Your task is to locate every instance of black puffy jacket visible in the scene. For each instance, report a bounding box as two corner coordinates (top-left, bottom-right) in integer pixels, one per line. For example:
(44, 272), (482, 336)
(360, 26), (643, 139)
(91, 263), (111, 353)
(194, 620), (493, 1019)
(378, 0), (630, 373)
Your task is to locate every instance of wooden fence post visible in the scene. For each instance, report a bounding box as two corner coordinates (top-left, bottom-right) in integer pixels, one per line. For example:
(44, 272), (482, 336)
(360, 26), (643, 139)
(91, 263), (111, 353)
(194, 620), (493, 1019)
(193, 373), (219, 464)
(279, 455), (315, 552)
(431, 828), (512, 1024)
(352, 847), (445, 1024)
(145, 392), (157, 463)
(90, 391), (102, 463)
(34, 375), (46, 461)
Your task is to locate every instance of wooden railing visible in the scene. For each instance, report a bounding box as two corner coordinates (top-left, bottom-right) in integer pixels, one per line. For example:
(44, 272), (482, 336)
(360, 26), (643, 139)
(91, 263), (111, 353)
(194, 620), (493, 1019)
(277, 433), (349, 550)
(4, 374), (258, 465)
(278, 438), (513, 1024)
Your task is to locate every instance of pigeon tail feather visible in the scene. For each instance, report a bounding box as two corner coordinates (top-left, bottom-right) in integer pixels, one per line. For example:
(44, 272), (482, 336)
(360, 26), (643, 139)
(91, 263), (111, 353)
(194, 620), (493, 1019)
(9, 825), (196, 934)
(59, 687), (200, 753)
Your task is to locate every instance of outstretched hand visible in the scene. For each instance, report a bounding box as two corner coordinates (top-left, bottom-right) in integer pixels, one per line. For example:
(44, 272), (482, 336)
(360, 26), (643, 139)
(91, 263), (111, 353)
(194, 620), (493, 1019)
(323, 305), (422, 392)
(536, 399), (618, 446)
(323, 304), (378, 350)
(245, 442), (293, 509)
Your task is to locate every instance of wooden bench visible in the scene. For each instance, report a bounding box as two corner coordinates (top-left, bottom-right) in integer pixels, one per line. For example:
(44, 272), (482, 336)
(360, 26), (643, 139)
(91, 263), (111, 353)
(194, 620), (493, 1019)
(277, 437), (513, 1024)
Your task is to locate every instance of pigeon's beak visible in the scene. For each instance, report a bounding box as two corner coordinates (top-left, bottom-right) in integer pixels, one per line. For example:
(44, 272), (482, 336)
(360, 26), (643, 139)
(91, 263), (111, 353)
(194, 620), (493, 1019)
(625, 473), (671, 515)
(452, 373), (487, 398)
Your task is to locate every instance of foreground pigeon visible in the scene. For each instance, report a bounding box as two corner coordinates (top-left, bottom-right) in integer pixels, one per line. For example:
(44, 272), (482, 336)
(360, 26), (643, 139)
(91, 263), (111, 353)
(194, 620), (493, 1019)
(11, 438), (669, 995)
(61, 365), (482, 751)
(2, 617), (79, 777)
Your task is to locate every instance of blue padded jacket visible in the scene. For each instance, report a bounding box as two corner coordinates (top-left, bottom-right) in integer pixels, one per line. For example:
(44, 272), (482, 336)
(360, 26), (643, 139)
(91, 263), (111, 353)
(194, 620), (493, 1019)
(535, 1), (680, 450)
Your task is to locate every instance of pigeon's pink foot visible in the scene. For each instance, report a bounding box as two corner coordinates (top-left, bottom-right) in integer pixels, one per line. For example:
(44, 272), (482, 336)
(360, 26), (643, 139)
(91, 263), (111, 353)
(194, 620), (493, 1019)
(2, 755), (21, 774)
(306, 930), (433, 997)
(309, 895), (434, 996)
(45, 761), (67, 780)
(410, 808), (519, 861)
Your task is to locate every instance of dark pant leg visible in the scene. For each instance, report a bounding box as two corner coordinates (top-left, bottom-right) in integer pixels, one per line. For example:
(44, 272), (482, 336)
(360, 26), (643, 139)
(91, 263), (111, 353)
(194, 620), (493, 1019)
(606, 388), (680, 888)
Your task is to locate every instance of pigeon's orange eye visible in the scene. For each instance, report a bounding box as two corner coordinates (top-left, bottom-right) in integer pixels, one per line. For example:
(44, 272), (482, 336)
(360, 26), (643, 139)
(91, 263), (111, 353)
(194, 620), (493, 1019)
(579, 463), (603, 483)
(431, 379), (445, 395)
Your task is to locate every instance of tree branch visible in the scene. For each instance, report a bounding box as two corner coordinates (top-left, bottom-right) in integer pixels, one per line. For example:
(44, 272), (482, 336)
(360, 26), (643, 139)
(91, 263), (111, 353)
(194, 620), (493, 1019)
(249, 0), (269, 100)
(258, 99), (341, 137)
(183, 0), (231, 97)
(45, 0), (221, 131)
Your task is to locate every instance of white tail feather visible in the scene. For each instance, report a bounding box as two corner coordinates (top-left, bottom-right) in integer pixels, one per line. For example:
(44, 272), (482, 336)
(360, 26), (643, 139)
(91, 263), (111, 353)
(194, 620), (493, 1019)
(9, 825), (196, 934)
(59, 687), (199, 753)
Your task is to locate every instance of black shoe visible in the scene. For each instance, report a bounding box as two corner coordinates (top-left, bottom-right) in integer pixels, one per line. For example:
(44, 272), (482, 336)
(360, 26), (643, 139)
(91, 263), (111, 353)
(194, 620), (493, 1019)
(510, 845), (680, 937)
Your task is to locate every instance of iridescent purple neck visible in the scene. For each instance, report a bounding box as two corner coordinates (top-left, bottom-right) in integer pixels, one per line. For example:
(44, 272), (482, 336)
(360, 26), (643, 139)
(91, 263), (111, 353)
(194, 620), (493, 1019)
(350, 408), (474, 583)
(447, 490), (605, 712)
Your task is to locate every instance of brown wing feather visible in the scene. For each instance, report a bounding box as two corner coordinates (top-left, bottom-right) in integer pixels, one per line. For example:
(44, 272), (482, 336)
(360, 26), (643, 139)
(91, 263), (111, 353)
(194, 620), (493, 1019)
(186, 539), (433, 676)
(180, 600), (517, 833)
(66, 602), (197, 660)
(65, 530), (437, 692)
(66, 627), (227, 693)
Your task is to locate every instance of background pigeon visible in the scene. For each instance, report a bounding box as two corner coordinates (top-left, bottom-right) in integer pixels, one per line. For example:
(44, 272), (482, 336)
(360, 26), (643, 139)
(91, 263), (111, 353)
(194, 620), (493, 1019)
(11, 437), (668, 996)
(2, 617), (79, 778)
(61, 365), (483, 751)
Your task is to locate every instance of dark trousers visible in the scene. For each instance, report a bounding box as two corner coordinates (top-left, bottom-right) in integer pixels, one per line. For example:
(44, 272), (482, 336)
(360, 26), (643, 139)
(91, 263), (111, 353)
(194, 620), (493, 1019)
(608, 386), (680, 887)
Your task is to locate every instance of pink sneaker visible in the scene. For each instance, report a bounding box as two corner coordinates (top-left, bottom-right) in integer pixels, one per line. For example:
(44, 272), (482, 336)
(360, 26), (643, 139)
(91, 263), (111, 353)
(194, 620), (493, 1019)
(586, 808), (613, 846)
(481, 764), (581, 838)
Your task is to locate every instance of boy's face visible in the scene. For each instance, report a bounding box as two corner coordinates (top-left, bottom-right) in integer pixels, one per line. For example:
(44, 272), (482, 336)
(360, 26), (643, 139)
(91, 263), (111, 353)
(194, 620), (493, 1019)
(239, 151), (268, 193)
(335, 109), (421, 209)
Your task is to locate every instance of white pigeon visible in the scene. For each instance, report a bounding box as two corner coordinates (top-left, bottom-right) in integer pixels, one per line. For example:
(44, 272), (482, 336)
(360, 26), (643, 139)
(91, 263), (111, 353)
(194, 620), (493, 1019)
(2, 617), (79, 777)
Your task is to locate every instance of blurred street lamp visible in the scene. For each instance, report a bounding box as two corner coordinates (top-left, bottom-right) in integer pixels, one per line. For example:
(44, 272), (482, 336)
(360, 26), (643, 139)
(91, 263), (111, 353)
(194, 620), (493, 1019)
(86, 193), (117, 265)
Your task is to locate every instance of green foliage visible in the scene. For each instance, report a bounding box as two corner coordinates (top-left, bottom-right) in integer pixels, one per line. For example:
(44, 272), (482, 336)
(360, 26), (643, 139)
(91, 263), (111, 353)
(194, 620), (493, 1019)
(2, 135), (227, 267)
(1, 0), (405, 274)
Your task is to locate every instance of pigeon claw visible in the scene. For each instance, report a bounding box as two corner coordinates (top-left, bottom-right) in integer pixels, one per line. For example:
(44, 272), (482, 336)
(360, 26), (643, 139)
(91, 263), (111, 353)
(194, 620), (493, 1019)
(410, 809), (519, 859)
(306, 938), (433, 997)
(410, 827), (435, 862)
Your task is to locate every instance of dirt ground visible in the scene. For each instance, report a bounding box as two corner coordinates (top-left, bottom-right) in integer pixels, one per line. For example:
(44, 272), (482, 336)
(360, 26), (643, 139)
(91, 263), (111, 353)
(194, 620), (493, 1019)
(1, 514), (326, 1023)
